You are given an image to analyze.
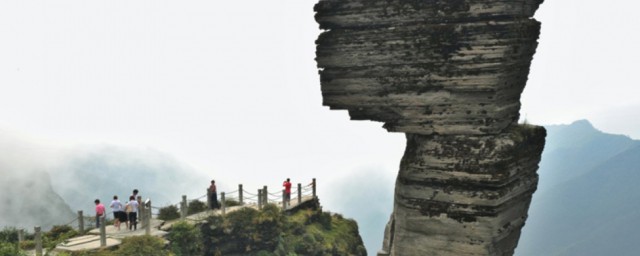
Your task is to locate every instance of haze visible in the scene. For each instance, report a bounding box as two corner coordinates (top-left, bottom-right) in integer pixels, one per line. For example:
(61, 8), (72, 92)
(1, 0), (639, 254)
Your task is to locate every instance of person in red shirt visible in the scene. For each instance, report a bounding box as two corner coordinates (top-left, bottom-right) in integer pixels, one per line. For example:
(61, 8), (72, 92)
(94, 199), (106, 228)
(283, 178), (292, 208)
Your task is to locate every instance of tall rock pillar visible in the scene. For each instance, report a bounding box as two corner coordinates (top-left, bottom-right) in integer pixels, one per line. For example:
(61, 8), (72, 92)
(314, 1), (546, 255)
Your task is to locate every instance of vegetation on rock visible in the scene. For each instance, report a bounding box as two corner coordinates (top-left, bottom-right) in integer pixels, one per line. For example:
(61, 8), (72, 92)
(167, 221), (203, 256)
(158, 205), (180, 221)
(0, 242), (25, 256)
(5, 198), (365, 256)
(201, 202), (366, 255)
(187, 200), (207, 215)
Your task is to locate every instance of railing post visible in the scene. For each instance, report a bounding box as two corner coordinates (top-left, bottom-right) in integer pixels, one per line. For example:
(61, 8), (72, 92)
(239, 184), (244, 205)
(297, 183), (302, 205)
(312, 178), (317, 198)
(139, 205), (146, 229)
(263, 185), (268, 205)
(99, 215), (107, 247)
(282, 189), (286, 209)
(145, 200), (152, 235)
(78, 210), (85, 233)
(258, 189), (263, 209)
(221, 192), (226, 216)
(34, 226), (42, 256)
(18, 229), (24, 243)
(207, 188), (212, 210)
(181, 195), (187, 220)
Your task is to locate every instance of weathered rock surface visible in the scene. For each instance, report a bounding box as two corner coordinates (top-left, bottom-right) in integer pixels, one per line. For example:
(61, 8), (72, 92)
(389, 127), (545, 255)
(315, 0), (546, 255)
(315, 0), (542, 135)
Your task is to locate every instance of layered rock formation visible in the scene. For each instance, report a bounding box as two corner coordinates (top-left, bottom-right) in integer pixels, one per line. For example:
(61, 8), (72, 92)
(314, 1), (546, 255)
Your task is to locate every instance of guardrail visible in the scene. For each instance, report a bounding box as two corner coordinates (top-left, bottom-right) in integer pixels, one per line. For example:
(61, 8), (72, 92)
(24, 178), (317, 254)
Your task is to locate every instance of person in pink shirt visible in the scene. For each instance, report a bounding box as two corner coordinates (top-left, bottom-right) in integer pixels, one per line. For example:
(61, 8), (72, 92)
(94, 199), (106, 228)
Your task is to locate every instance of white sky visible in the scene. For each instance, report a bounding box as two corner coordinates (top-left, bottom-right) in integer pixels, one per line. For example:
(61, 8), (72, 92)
(0, 0), (406, 194)
(1, 0), (639, 252)
(521, 0), (640, 137)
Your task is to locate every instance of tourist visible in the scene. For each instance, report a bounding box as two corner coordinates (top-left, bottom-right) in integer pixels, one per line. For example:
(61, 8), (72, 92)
(209, 180), (218, 209)
(109, 195), (126, 231)
(94, 199), (105, 228)
(131, 189), (139, 201)
(126, 196), (139, 230)
(283, 178), (292, 208)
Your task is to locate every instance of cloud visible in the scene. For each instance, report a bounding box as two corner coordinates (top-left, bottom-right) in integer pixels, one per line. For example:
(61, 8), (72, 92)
(0, 130), (75, 230)
(0, 129), (211, 230)
(48, 144), (212, 215)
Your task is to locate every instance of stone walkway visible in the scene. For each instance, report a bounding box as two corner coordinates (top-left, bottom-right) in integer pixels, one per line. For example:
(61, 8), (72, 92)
(54, 195), (315, 253)
(55, 218), (166, 252)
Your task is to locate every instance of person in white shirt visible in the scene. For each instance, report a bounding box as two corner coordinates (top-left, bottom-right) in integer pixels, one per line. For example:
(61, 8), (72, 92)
(110, 195), (125, 231)
(125, 196), (139, 230)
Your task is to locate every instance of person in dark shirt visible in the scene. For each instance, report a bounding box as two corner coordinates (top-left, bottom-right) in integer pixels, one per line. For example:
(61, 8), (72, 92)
(209, 180), (218, 209)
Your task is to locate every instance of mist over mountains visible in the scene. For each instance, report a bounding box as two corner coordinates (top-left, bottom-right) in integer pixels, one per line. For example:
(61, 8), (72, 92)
(49, 145), (210, 215)
(0, 170), (75, 230)
(0, 131), (75, 230)
(516, 120), (640, 255)
(0, 131), (209, 230)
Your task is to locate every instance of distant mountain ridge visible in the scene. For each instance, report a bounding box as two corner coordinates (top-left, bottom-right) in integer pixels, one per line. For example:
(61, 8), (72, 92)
(0, 170), (75, 230)
(0, 131), (211, 231)
(0, 131), (75, 230)
(538, 120), (639, 189)
(517, 120), (640, 256)
(48, 145), (210, 216)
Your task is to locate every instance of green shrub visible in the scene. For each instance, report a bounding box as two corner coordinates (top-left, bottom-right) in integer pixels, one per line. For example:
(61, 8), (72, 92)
(0, 227), (18, 243)
(254, 204), (284, 249)
(167, 221), (202, 256)
(0, 242), (25, 256)
(46, 225), (76, 241)
(255, 250), (275, 256)
(158, 205), (180, 221)
(201, 215), (226, 255)
(66, 249), (117, 256)
(306, 210), (332, 230)
(187, 200), (207, 215)
(318, 212), (332, 230)
(44, 225), (78, 250)
(19, 240), (34, 250)
(223, 207), (259, 252)
(115, 235), (169, 256)
(225, 199), (241, 207)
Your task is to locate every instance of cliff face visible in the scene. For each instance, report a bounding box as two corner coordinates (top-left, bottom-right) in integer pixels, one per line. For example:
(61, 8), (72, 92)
(314, 1), (546, 255)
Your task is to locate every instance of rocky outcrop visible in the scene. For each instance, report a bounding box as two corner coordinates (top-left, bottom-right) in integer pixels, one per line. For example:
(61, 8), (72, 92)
(314, 0), (545, 255)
